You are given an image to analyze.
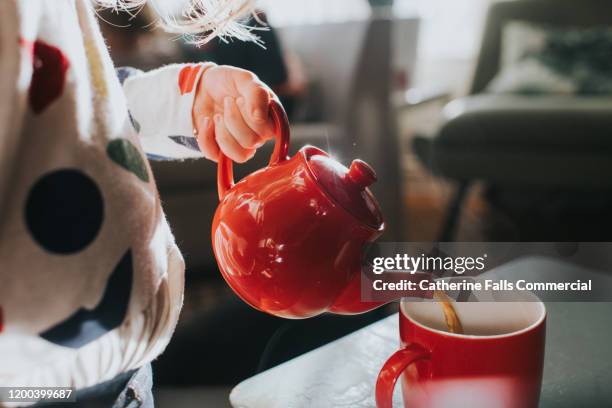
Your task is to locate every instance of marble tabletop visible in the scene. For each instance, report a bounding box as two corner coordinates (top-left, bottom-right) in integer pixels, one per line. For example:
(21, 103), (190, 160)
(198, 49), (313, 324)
(230, 259), (612, 408)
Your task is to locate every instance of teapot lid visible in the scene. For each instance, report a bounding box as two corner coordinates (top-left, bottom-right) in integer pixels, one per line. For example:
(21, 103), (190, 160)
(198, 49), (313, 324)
(306, 151), (383, 229)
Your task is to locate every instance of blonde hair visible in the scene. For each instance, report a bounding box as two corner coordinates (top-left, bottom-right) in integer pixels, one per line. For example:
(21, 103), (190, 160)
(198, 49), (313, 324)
(96, 0), (259, 44)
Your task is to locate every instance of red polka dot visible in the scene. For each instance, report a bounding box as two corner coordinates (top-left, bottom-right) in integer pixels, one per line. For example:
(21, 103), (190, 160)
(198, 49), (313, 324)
(178, 64), (202, 95)
(21, 39), (69, 114)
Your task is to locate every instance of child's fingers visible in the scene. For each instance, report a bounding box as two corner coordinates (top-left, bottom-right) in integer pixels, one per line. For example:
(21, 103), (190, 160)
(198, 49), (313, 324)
(214, 114), (255, 163)
(224, 97), (264, 150)
(195, 116), (220, 161)
(239, 83), (273, 138)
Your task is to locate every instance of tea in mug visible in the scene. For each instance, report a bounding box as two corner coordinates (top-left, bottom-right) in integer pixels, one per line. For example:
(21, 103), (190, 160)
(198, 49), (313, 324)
(433, 290), (463, 334)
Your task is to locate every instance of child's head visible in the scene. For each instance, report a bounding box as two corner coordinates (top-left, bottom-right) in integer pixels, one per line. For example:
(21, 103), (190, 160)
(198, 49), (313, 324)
(96, 0), (257, 43)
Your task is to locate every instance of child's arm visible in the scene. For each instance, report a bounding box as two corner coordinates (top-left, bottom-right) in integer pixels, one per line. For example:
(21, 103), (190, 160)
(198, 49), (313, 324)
(119, 64), (275, 162)
(119, 64), (211, 161)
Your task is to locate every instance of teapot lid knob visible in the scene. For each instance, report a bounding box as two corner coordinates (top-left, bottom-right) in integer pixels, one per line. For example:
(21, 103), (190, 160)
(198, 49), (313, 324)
(306, 151), (383, 228)
(348, 159), (377, 189)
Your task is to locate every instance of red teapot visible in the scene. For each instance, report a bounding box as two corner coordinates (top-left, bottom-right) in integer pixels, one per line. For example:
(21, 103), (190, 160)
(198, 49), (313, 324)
(211, 100), (385, 318)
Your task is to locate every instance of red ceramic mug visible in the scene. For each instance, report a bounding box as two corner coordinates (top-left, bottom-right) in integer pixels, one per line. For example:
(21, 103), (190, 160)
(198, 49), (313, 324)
(376, 292), (546, 408)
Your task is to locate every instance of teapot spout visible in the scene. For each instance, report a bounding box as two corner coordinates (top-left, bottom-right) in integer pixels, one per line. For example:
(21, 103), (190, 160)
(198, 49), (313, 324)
(328, 270), (387, 314)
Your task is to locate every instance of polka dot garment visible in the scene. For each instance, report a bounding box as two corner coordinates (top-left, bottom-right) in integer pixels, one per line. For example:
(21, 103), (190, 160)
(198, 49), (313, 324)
(20, 39), (70, 114)
(25, 169), (104, 254)
(0, 0), (209, 394)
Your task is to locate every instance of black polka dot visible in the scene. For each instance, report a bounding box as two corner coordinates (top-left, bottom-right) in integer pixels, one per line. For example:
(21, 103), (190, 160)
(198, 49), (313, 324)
(40, 250), (133, 348)
(25, 169), (103, 254)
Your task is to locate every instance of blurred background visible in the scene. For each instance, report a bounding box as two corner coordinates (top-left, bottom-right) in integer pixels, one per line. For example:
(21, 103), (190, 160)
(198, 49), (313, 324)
(98, 0), (612, 406)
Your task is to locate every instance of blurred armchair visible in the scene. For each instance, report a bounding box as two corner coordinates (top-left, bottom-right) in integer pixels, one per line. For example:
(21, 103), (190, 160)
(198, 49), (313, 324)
(413, 0), (612, 241)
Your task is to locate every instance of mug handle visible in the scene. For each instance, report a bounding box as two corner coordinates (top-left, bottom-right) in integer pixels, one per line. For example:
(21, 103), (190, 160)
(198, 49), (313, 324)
(375, 344), (430, 408)
(217, 98), (291, 200)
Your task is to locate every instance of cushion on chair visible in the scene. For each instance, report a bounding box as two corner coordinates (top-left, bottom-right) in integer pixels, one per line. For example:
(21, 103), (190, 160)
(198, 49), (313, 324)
(437, 94), (612, 153)
(487, 22), (612, 95)
(413, 95), (612, 188)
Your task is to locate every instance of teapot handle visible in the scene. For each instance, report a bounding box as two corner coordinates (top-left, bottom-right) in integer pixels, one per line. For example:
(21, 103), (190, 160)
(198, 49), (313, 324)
(217, 98), (290, 201)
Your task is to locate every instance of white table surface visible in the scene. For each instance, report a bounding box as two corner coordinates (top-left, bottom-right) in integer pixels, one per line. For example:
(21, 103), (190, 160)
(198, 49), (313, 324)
(230, 258), (612, 408)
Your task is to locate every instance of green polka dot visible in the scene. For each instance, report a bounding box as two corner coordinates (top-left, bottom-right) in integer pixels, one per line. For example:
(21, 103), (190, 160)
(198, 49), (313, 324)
(107, 139), (149, 182)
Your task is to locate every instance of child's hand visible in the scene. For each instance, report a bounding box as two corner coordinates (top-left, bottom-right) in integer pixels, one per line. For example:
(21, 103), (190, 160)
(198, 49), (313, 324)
(193, 65), (276, 163)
